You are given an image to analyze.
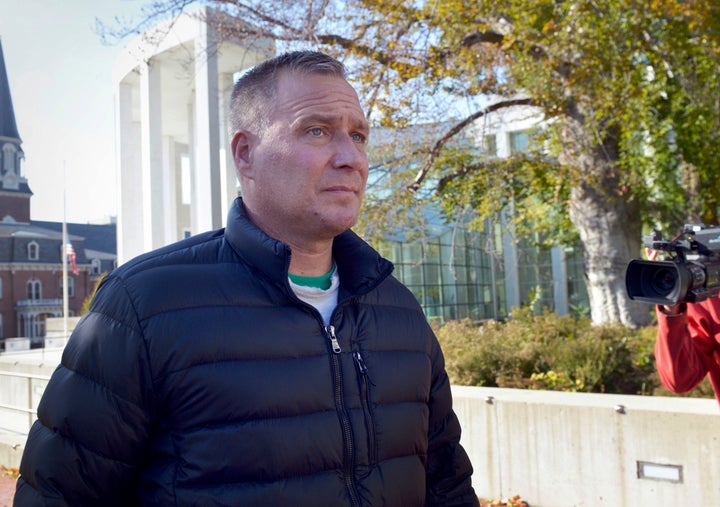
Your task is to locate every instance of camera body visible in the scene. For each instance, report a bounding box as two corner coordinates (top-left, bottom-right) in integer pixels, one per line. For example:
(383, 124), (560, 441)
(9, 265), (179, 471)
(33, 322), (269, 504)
(625, 224), (720, 306)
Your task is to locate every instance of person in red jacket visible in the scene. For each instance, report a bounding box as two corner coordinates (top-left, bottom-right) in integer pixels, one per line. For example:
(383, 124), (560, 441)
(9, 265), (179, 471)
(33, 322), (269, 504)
(655, 297), (720, 405)
(648, 248), (720, 405)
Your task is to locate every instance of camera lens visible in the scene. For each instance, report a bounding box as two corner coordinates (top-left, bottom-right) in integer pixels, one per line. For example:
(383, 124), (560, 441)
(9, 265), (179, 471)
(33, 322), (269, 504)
(649, 267), (677, 297)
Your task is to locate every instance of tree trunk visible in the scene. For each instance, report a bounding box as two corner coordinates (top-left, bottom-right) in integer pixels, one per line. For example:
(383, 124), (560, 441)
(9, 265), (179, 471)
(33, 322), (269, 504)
(560, 115), (652, 327)
(569, 179), (651, 327)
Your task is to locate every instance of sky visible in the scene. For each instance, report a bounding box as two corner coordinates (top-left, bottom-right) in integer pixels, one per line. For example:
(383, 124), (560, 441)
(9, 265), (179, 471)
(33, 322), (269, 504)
(0, 0), (150, 223)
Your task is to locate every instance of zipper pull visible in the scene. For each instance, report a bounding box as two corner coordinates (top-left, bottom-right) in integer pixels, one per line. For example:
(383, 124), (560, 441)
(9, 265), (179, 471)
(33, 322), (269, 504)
(326, 325), (341, 354)
(353, 351), (368, 374)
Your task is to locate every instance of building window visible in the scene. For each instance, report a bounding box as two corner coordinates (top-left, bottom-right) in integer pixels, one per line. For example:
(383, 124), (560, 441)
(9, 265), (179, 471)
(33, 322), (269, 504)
(0, 314), (4, 339)
(27, 279), (42, 300)
(28, 241), (39, 260)
(516, 234), (555, 313)
(509, 130), (531, 154)
(0, 277), (3, 299)
(483, 134), (497, 157)
(2, 143), (15, 173)
(91, 258), (101, 275)
(380, 222), (501, 322)
(59, 277), (75, 298)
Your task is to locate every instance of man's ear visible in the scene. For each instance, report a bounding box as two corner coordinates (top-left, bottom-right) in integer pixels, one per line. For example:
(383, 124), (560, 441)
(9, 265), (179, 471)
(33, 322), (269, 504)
(231, 130), (254, 179)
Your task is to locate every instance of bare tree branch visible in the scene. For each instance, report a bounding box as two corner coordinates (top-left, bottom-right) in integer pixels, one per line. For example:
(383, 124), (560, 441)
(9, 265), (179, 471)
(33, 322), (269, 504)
(408, 97), (534, 191)
(460, 30), (505, 46)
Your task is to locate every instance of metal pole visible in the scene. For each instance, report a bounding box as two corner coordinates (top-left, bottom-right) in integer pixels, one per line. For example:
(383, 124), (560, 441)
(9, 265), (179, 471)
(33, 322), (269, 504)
(27, 377), (33, 430)
(62, 161), (68, 338)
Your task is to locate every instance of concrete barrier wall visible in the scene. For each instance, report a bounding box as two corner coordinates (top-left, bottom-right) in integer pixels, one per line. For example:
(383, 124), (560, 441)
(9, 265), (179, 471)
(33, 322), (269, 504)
(0, 350), (60, 437)
(452, 385), (720, 506)
(1, 353), (718, 505)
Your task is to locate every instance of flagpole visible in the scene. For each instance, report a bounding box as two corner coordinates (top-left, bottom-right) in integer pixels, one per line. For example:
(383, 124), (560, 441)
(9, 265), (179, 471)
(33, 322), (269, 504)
(62, 161), (69, 338)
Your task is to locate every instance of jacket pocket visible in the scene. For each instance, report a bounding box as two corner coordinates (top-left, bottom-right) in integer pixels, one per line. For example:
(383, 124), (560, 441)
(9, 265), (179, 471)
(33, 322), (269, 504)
(353, 350), (377, 465)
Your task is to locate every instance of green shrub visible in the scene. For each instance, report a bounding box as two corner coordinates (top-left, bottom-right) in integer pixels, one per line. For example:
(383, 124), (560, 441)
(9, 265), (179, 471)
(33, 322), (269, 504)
(80, 272), (107, 315)
(434, 307), (672, 396)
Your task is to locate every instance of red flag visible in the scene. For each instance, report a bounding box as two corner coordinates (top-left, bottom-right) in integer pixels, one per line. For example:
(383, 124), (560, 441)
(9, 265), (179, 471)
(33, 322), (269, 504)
(65, 243), (79, 276)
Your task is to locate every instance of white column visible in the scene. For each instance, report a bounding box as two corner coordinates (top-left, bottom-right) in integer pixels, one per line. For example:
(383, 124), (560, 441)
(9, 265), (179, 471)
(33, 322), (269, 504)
(219, 72), (239, 220)
(188, 100), (197, 234)
(192, 23), (222, 233)
(115, 79), (144, 265)
(140, 58), (165, 250)
(162, 135), (178, 244)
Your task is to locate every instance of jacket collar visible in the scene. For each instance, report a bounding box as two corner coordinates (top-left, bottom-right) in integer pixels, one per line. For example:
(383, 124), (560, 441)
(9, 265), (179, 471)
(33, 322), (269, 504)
(224, 198), (394, 296)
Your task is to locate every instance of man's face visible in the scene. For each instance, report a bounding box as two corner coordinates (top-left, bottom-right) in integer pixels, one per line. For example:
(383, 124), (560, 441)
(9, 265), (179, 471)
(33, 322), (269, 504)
(234, 71), (369, 246)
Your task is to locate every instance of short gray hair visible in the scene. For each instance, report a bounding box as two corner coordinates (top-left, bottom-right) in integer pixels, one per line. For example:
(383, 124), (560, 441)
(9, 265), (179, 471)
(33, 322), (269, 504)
(228, 50), (347, 135)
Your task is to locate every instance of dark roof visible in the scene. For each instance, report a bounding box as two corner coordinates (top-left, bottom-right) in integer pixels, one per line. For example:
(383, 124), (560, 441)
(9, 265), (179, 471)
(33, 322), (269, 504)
(0, 38), (21, 142)
(0, 222), (63, 240)
(31, 220), (116, 255)
(0, 222), (83, 263)
(0, 182), (32, 195)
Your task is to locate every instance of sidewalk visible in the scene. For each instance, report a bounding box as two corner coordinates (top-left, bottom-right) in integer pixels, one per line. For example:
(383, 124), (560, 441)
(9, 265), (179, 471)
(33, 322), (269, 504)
(0, 469), (16, 506)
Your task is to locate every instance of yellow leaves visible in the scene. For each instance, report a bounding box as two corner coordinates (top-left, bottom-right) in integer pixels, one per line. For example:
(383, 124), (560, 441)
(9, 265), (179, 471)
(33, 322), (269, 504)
(0, 465), (19, 479)
(542, 19), (557, 34)
(480, 495), (530, 507)
(530, 370), (586, 392)
(501, 35), (518, 51)
(647, 0), (720, 38)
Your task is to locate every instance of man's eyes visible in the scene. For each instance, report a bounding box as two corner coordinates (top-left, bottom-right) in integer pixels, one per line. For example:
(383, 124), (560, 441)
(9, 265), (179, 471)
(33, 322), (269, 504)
(351, 132), (368, 144)
(306, 127), (367, 144)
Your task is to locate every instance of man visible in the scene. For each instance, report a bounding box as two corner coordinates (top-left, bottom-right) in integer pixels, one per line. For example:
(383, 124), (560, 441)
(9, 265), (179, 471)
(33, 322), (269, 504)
(14, 51), (478, 506)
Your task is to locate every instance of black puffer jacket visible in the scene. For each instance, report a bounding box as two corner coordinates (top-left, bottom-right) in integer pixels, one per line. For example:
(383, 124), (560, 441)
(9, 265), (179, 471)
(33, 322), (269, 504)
(15, 199), (478, 507)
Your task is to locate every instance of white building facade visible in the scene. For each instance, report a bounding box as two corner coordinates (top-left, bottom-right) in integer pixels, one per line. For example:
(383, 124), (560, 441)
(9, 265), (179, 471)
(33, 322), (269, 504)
(113, 12), (589, 319)
(112, 7), (273, 263)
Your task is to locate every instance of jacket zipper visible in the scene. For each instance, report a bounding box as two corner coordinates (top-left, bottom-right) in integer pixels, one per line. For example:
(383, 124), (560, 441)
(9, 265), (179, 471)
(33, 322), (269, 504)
(326, 325), (361, 507)
(353, 351), (377, 465)
(327, 324), (342, 353)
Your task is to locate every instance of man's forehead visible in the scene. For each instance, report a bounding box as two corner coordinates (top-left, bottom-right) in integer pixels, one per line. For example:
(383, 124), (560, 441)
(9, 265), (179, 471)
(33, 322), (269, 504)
(295, 111), (368, 129)
(273, 73), (367, 124)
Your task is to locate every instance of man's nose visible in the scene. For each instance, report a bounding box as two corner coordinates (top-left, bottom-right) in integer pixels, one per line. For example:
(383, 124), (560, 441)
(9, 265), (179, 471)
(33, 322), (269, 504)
(331, 132), (367, 170)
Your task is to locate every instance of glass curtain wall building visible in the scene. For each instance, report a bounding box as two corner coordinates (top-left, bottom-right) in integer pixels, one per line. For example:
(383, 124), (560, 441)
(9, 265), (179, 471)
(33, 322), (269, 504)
(374, 216), (588, 323)
(376, 220), (507, 322)
(365, 106), (590, 322)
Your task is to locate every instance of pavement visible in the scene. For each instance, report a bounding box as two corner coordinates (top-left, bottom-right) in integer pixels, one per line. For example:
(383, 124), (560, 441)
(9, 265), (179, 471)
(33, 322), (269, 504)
(0, 469), (16, 506)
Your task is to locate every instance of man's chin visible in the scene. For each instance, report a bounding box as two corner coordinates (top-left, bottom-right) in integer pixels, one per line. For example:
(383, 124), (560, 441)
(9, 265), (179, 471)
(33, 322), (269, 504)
(320, 212), (359, 236)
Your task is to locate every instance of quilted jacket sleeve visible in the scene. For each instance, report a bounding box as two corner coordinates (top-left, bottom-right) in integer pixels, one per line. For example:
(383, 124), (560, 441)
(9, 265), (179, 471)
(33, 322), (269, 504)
(14, 275), (154, 507)
(424, 332), (479, 507)
(655, 299), (720, 394)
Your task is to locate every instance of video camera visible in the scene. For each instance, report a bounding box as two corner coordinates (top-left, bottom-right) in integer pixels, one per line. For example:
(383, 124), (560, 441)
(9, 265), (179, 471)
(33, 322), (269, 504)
(625, 224), (720, 306)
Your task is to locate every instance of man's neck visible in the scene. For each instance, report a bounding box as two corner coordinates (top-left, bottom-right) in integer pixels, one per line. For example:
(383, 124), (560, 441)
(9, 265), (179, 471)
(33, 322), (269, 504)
(287, 240), (334, 277)
(241, 201), (338, 276)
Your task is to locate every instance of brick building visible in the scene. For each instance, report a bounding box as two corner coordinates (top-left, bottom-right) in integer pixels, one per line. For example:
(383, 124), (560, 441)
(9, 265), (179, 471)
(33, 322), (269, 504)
(0, 38), (115, 343)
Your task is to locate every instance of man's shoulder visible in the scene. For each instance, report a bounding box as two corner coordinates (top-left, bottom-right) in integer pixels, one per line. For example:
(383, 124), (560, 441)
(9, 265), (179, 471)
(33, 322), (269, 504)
(115, 229), (228, 279)
(91, 228), (259, 317)
(370, 274), (425, 310)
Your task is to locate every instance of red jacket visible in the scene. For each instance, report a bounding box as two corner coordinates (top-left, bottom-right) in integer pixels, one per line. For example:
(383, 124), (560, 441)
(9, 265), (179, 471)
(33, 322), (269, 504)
(655, 297), (720, 406)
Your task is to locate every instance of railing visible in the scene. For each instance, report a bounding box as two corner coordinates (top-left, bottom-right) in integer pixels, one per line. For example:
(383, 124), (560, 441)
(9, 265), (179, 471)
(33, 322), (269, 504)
(15, 299), (62, 308)
(0, 369), (51, 430)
